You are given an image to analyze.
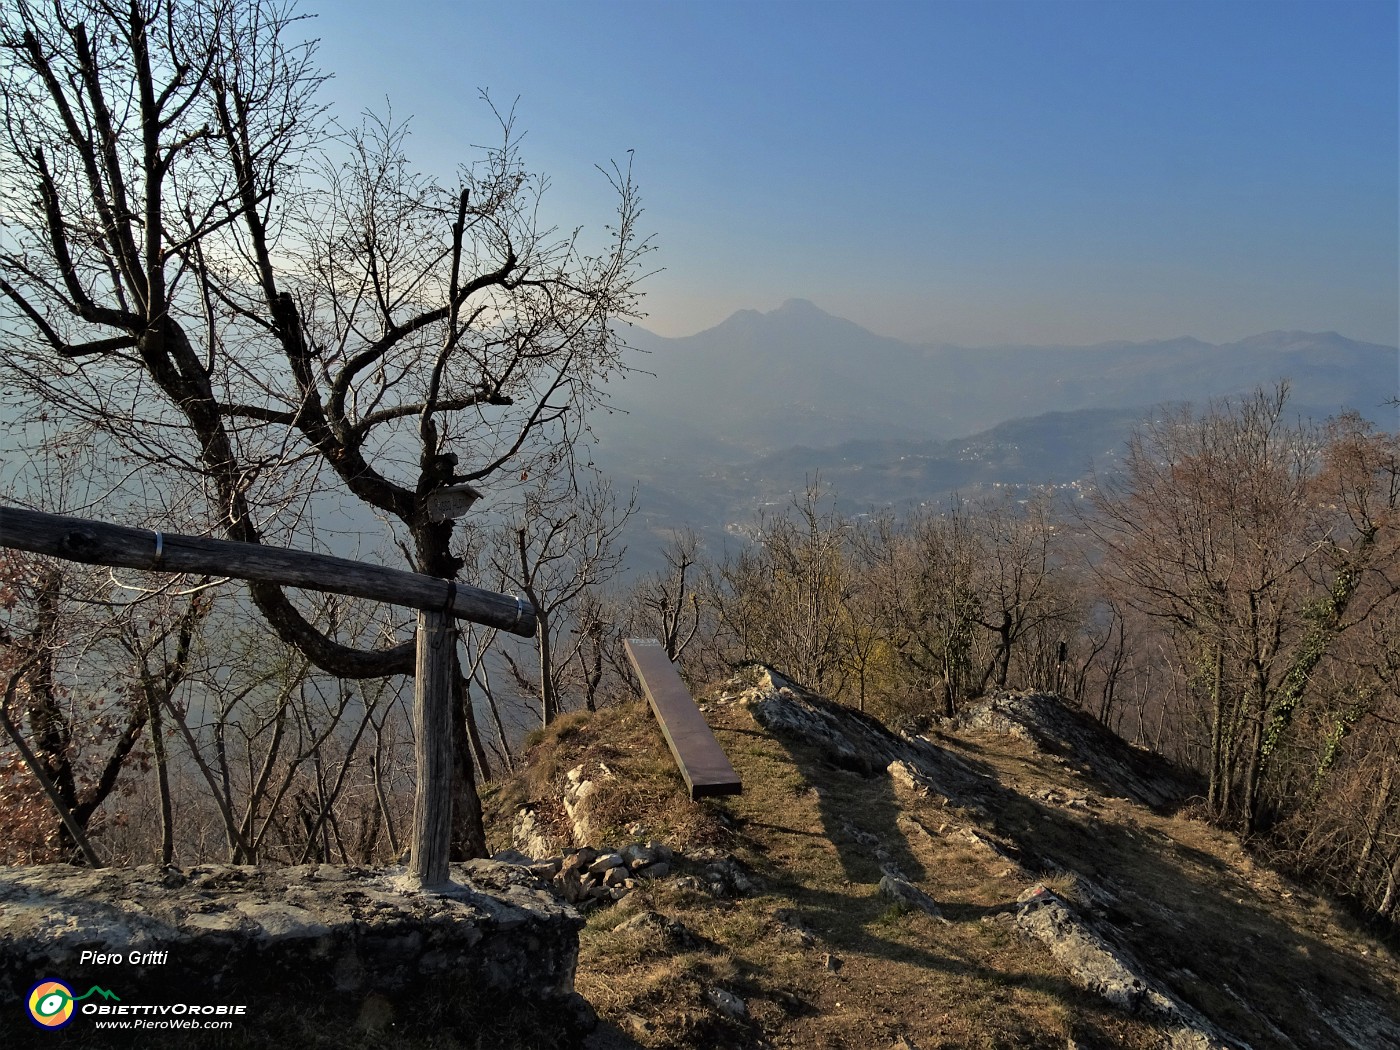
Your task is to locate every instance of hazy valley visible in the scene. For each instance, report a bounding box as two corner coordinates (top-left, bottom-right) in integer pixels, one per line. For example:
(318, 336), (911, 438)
(591, 300), (1398, 572)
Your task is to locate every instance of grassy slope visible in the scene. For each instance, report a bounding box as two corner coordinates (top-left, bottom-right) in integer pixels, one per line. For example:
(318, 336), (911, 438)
(483, 677), (1400, 1050)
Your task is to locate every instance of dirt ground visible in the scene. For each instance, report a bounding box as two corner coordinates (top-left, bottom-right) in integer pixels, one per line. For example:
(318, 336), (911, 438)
(483, 681), (1400, 1050)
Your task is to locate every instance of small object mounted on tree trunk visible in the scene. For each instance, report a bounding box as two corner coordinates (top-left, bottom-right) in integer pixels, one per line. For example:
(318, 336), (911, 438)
(427, 483), (484, 523)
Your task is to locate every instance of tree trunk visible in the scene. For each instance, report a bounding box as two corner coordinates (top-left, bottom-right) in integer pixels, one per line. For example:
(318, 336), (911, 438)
(413, 518), (491, 863)
(1239, 713), (1264, 836)
(448, 663), (488, 860)
(1379, 853), (1399, 918)
(940, 648), (956, 718)
(412, 610), (455, 887)
(1353, 765), (1396, 892)
(461, 677), (492, 781)
(537, 606), (557, 727)
(148, 686), (174, 866)
(995, 613), (1013, 689)
(1207, 644), (1228, 819)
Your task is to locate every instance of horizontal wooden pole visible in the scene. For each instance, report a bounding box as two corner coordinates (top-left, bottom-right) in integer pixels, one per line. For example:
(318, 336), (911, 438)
(0, 505), (536, 637)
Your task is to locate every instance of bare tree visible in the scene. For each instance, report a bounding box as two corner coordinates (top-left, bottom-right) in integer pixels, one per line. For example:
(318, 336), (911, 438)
(881, 502), (985, 717)
(707, 484), (852, 696)
(0, 549), (218, 865)
(635, 529), (703, 663)
(1086, 386), (1395, 833)
(0, 0), (651, 856)
(492, 467), (633, 727)
(967, 493), (1073, 695)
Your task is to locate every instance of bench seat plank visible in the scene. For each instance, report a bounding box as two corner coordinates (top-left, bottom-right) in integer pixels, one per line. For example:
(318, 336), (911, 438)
(623, 639), (742, 800)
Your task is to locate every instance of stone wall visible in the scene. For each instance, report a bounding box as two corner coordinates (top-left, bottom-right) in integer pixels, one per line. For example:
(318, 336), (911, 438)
(0, 860), (588, 1047)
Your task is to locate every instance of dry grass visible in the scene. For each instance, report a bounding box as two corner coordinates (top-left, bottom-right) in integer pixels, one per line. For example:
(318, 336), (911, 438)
(481, 700), (733, 856)
(931, 729), (1400, 1050)
(484, 689), (1400, 1050)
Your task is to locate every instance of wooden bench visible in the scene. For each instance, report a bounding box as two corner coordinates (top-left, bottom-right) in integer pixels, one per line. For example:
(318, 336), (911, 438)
(623, 639), (742, 800)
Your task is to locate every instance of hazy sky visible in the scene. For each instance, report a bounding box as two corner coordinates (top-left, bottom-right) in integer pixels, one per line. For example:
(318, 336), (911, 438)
(315, 0), (1398, 348)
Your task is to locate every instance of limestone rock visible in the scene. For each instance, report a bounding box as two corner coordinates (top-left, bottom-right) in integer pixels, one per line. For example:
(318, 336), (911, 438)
(602, 867), (629, 888)
(771, 908), (819, 949)
(1014, 885), (1241, 1049)
(740, 668), (984, 807)
(706, 986), (748, 1019)
(613, 910), (697, 952)
(878, 874), (945, 919)
(622, 841), (673, 870)
(563, 764), (612, 846)
(588, 853), (627, 877)
(699, 855), (760, 898)
(512, 804), (562, 859)
(534, 841), (678, 907)
(956, 691), (1190, 809)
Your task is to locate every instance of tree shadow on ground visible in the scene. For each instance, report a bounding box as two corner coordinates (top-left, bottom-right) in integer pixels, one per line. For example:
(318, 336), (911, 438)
(727, 682), (1400, 1050)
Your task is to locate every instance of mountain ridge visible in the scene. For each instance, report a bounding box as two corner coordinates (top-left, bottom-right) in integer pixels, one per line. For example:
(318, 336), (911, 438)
(636, 299), (1394, 358)
(611, 301), (1397, 462)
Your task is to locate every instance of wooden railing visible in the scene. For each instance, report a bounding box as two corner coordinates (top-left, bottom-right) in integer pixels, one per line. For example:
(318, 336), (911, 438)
(0, 505), (536, 890)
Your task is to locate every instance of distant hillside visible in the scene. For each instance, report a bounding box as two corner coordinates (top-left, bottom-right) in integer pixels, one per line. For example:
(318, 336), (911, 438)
(724, 406), (1152, 514)
(598, 302), (1395, 575)
(486, 670), (1400, 1050)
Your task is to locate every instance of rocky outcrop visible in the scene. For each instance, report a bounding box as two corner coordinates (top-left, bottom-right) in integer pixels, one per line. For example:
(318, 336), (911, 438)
(745, 671), (904, 775)
(837, 817), (946, 920)
(1014, 885), (1244, 1050)
(955, 690), (1191, 809)
(513, 803), (564, 859)
(741, 668), (987, 804)
(564, 764), (605, 844)
(736, 668), (1253, 1050)
(878, 872), (945, 918)
(0, 861), (588, 1047)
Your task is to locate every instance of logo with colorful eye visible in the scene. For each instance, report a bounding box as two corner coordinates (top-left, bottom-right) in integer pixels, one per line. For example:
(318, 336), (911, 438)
(26, 981), (120, 1030)
(27, 980), (75, 1029)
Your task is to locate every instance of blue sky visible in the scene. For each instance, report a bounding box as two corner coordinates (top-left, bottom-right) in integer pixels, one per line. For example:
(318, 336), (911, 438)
(314, 0), (1398, 347)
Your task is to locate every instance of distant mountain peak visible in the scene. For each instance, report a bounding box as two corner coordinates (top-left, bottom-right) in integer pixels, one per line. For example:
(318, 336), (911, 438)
(703, 297), (865, 341)
(772, 297), (825, 316)
(713, 298), (837, 328)
(1223, 330), (1389, 357)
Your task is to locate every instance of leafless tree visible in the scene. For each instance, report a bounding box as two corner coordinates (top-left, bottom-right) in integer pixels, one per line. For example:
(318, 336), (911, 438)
(492, 467), (633, 727)
(879, 502), (985, 717)
(0, 548), (221, 865)
(0, 0), (651, 856)
(635, 529), (703, 664)
(966, 493), (1073, 695)
(1086, 386), (1397, 833)
(706, 484), (853, 696)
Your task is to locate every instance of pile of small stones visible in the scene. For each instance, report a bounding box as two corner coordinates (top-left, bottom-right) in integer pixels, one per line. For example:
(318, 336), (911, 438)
(521, 841), (674, 908)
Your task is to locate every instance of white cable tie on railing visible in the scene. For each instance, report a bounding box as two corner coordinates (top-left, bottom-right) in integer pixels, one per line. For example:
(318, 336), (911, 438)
(152, 531), (165, 568)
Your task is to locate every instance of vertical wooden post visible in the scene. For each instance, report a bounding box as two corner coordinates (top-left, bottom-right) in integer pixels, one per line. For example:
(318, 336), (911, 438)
(411, 609), (455, 889)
